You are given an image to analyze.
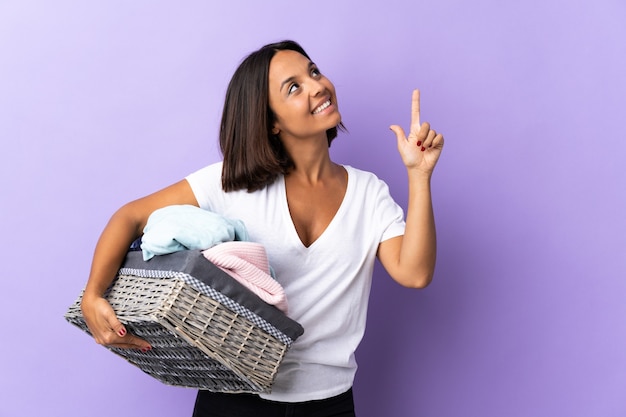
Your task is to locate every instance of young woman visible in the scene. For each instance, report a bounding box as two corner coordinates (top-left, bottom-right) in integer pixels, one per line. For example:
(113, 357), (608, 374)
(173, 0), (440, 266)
(80, 40), (444, 417)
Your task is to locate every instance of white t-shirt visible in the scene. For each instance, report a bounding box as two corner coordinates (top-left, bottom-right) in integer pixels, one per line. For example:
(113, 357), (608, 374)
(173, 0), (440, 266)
(186, 162), (406, 402)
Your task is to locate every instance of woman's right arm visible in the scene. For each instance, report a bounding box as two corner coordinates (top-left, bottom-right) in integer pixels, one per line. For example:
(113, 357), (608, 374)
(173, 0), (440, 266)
(80, 179), (199, 351)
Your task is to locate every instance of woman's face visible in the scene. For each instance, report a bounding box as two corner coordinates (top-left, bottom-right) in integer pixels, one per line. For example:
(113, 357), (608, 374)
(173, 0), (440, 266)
(268, 50), (341, 141)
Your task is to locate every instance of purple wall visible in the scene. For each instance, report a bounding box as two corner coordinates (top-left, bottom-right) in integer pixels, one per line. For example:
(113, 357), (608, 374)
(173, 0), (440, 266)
(1, 1), (624, 416)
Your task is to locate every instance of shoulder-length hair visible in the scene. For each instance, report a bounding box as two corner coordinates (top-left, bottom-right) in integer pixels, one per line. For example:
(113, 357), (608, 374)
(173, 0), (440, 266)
(220, 40), (341, 192)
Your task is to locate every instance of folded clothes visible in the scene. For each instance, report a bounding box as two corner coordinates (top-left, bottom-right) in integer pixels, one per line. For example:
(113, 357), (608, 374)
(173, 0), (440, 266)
(141, 205), (249, 261)
(202, 241), (288, 313)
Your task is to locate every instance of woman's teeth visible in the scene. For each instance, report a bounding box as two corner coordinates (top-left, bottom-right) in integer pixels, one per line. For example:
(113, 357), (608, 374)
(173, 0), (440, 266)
(313, 100), (331, 114)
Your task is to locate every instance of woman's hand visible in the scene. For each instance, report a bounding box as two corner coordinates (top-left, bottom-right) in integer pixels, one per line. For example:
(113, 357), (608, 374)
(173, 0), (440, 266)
(390, 89), (444, 176)
(81, 294), (151, 351)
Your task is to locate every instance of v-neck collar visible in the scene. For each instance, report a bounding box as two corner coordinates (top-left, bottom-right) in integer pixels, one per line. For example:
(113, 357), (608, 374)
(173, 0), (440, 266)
(279, 165), (352, 251)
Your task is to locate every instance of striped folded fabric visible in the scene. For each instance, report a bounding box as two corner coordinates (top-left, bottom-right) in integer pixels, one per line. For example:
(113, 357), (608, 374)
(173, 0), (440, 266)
(202, 241), (288, 313)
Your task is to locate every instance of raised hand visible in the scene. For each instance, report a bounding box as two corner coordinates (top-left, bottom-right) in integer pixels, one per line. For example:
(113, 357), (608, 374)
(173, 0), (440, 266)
(389, 89), (444, 175)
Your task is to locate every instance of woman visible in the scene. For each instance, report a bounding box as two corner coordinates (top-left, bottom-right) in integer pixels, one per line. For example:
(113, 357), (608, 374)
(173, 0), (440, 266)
(81, 40), (444, 416)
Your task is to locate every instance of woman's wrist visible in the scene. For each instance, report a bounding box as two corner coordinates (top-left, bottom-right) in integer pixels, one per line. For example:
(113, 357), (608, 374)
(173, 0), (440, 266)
(406, 166), (433, 184)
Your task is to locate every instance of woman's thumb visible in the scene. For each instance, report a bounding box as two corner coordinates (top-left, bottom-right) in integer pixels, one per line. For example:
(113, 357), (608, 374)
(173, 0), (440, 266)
(389, 125), (406, 141)
(389, 125), (409, 151)
(110, 316), (127, 338)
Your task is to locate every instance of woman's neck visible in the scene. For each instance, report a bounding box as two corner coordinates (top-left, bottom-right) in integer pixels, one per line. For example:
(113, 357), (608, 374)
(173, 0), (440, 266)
(282, 133), (337, 184)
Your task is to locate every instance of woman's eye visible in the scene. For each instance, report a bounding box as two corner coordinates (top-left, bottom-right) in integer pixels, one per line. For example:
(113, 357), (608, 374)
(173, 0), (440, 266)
(311, 67), (321, 77)
(288, 83), (299, 94)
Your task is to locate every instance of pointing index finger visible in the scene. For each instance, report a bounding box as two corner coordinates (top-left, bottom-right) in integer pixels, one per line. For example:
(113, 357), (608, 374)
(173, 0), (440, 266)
(411, 89), (421, 132)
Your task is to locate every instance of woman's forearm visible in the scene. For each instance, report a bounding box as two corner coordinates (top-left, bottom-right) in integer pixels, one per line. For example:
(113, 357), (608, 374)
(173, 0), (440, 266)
(397, 170), (437, 287)
(83, 205), (144, 299)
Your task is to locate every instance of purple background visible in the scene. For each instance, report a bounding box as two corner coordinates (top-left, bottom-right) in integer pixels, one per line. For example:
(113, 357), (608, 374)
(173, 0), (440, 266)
(1, 1), (625, 416)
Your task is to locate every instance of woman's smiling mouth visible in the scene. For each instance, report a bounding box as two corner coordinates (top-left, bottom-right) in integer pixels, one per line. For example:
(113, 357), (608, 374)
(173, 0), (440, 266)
(312, 99), (331, 114)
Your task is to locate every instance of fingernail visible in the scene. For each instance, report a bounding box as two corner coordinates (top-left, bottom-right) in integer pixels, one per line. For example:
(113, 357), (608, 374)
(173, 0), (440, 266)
(416, 141), (422, 147)
(118, 328), (126, 337)
(141, 347), (151, 353)
(421, 146), (426, 152)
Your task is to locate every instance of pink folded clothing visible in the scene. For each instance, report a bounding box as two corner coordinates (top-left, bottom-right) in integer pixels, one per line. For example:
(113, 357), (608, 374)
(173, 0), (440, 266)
(202, 242), (288, 313)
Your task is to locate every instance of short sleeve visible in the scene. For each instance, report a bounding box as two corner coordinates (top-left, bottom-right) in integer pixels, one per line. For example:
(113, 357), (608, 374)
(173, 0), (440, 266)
(376, 179), (406, 242)
(185, 162), (224, 211)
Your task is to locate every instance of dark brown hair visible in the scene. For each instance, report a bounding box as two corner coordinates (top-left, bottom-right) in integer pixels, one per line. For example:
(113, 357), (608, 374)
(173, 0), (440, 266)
(220, 40), (341, 192)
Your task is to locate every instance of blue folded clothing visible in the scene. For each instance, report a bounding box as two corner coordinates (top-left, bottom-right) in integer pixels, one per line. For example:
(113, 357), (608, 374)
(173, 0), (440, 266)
(140, 205), (249, 260)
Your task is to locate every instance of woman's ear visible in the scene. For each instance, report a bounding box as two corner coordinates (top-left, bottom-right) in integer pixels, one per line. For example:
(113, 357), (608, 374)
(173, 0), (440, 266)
(271, 125), (280, 135)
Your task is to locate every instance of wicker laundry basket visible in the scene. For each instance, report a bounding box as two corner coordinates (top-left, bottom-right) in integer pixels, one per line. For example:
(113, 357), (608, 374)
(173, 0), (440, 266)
(65, 250), (303, 393)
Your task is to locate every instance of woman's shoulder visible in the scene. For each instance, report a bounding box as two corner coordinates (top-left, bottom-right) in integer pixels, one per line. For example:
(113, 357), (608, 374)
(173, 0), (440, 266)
(192, 160), (223, 174)
(343, 164), (387, 186)
(184, 161), (225, 208)
(342, 164), (397, 204)
(185, 161), (223, 182)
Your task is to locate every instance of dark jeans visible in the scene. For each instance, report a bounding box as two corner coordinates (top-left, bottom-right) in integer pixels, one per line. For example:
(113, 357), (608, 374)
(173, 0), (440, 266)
(192, 388), (356, 417)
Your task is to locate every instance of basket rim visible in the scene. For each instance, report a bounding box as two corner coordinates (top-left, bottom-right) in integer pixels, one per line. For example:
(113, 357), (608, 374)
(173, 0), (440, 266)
(121, 250), (303, 340)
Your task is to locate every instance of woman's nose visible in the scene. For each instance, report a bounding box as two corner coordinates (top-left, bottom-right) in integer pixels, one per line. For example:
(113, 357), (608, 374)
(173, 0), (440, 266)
(309, 78), (325, 96)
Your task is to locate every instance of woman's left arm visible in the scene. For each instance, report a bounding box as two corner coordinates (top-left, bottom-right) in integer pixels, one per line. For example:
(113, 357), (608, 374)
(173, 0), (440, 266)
(377, 89), (444, 288)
